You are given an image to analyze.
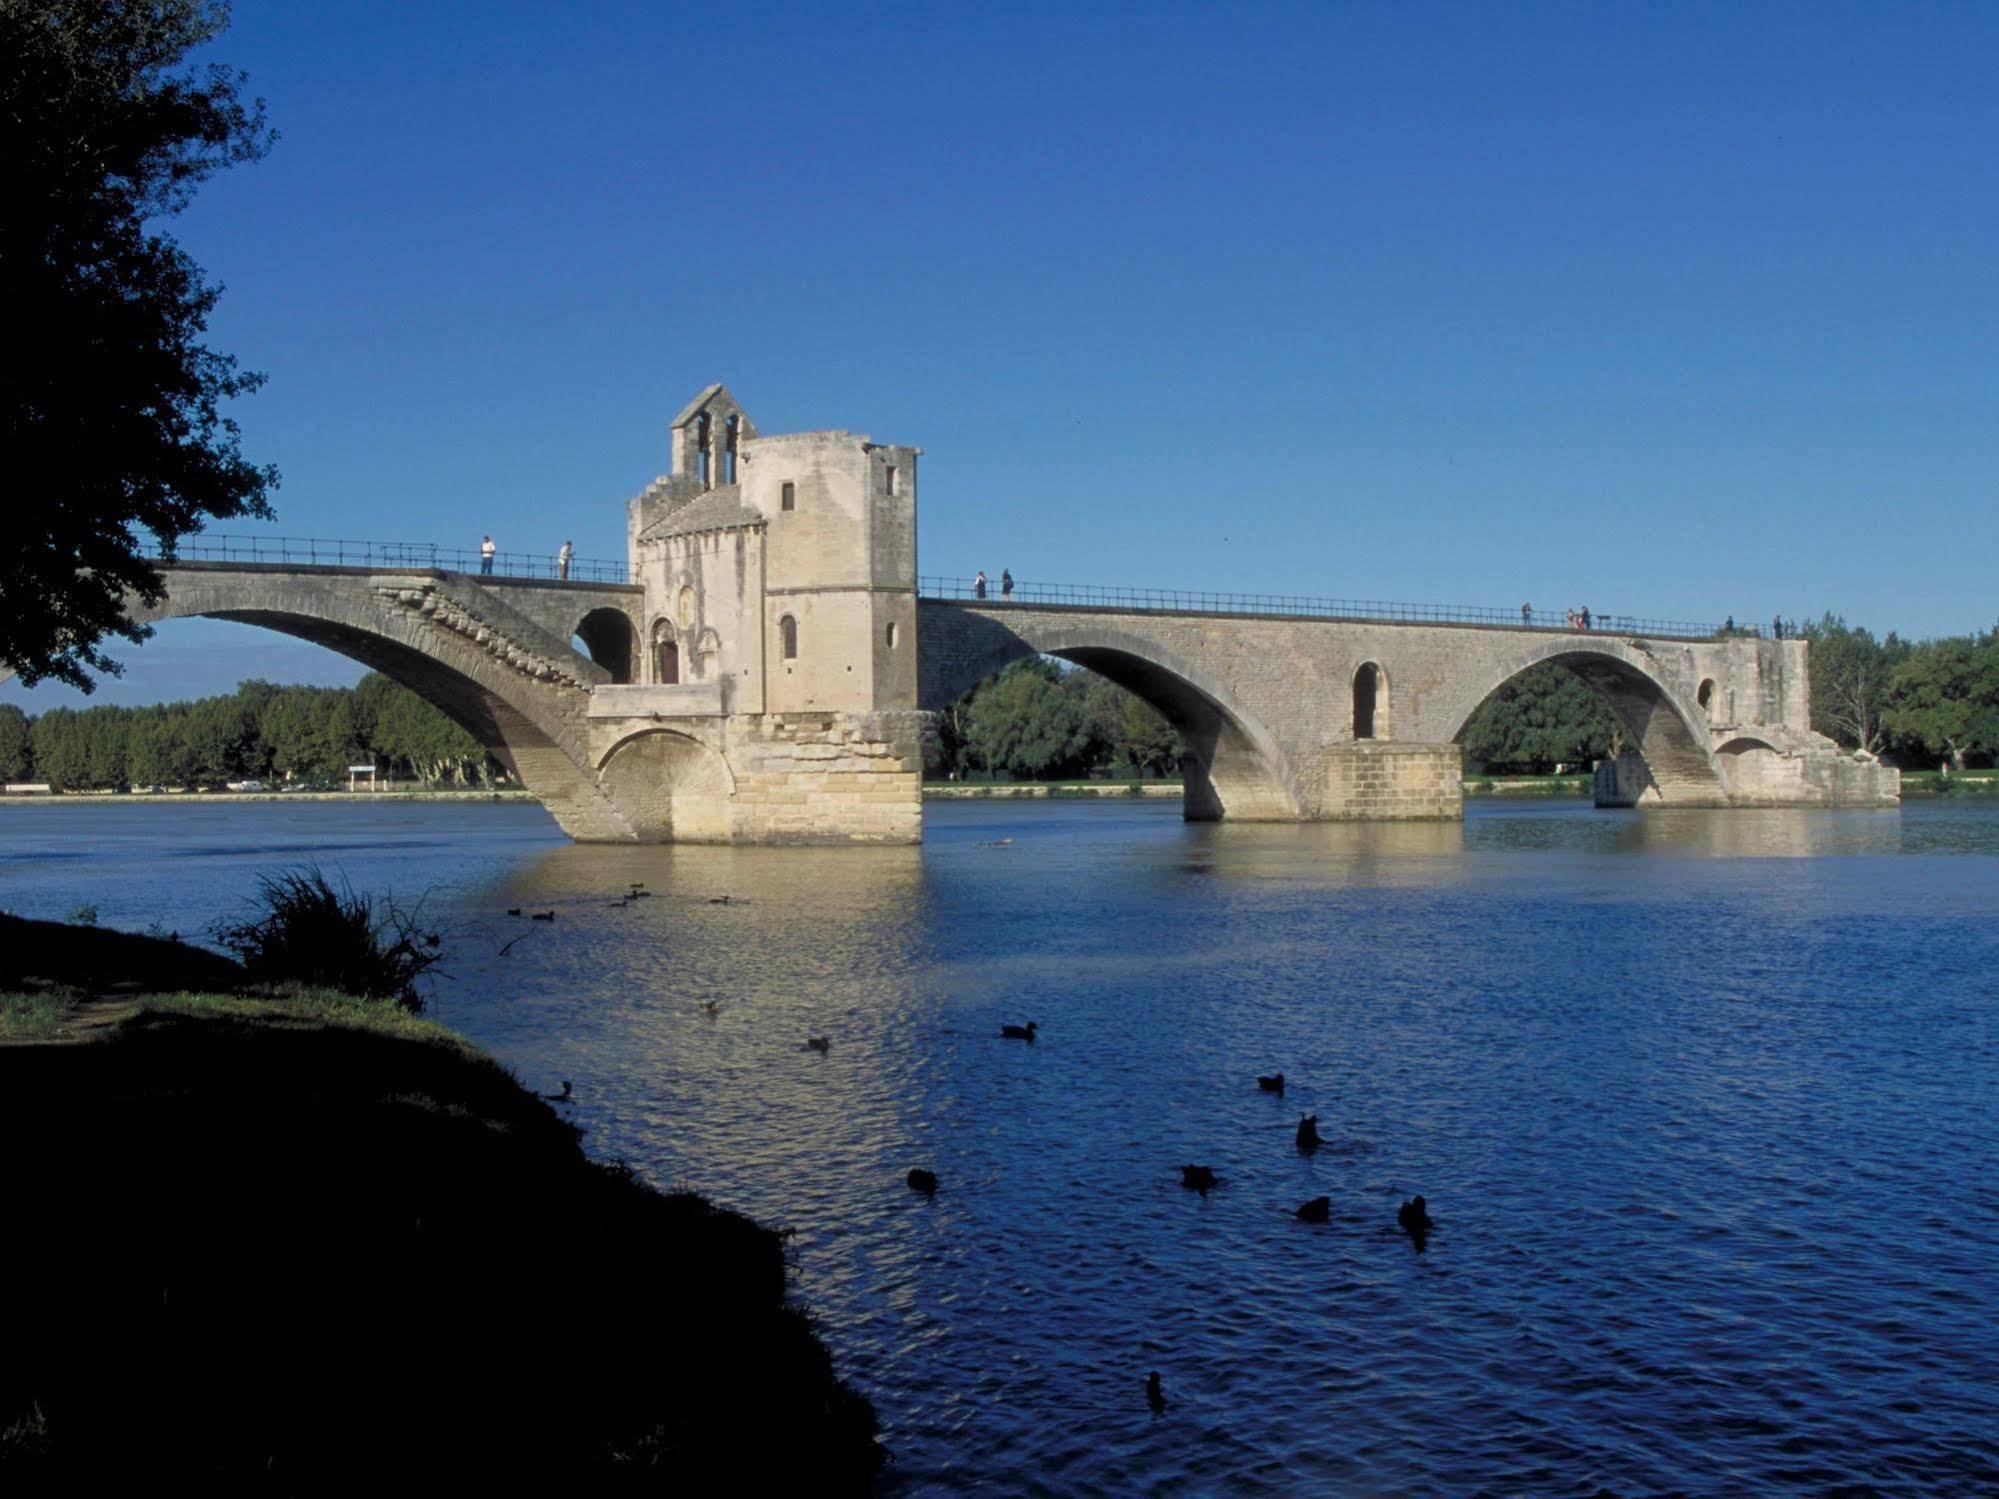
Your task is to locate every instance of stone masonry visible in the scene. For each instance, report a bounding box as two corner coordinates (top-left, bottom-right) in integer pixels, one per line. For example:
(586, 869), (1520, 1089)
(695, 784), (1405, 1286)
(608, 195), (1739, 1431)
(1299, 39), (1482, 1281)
(103, 386), (1895, 840)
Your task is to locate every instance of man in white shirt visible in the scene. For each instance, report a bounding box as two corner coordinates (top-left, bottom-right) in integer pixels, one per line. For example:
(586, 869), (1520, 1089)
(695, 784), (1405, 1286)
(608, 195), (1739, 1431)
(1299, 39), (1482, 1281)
(479, 535), (496, 575)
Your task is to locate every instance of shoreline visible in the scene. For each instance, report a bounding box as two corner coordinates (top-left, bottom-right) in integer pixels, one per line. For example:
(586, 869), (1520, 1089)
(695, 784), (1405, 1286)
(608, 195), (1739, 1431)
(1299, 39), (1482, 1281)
(5, 771), (1987, 811)
(0, 788), (537, 805)
(0, 916), (883, 1488)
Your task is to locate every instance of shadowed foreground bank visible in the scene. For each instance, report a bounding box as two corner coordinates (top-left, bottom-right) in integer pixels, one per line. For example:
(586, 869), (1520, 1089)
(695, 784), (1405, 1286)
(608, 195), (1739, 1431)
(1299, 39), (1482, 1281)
(0, 940), (882, 1491)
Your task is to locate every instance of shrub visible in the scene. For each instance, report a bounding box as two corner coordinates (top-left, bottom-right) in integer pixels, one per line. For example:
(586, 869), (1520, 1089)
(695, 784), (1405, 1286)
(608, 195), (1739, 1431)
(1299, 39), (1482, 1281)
(218, 869), (441, 1012)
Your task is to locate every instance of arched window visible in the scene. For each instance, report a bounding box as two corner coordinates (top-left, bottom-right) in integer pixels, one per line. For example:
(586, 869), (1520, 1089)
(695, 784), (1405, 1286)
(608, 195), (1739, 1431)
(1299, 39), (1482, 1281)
(780, 614), (798, 661)
(724, 414), (740, 484)
(885, 622), (898, 649)
(695, 413), (712, 488)
(1353, 663), (1382, 740)
(652, 621), (679, 685)
(1697, 679), (1715, 719)
(780, 481), (796, 512)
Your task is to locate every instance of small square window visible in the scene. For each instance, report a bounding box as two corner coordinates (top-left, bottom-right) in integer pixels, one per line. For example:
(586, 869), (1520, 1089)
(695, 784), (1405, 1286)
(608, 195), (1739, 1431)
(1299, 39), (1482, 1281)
(780, 481), (796, 512)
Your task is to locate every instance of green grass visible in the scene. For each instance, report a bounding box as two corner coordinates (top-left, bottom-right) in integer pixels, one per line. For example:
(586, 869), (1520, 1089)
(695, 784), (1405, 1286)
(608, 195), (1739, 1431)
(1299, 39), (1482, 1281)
(0, 990), (75, 1041)
(1462, 773), (1595, 797)
(133, 988), (475, 1048)
(1898, 768), (1999, 795)
(0, 985), (474, 1047)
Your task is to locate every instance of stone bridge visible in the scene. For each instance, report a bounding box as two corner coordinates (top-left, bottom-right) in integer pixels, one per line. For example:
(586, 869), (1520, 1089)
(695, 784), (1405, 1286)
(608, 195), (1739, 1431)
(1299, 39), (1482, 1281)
(30, 385), (1894, 840)
(918, 600), (1896, 821)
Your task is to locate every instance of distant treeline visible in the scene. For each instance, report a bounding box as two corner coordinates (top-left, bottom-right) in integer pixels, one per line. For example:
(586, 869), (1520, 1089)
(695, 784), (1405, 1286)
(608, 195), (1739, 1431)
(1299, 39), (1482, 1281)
(0, 676), (498, 790)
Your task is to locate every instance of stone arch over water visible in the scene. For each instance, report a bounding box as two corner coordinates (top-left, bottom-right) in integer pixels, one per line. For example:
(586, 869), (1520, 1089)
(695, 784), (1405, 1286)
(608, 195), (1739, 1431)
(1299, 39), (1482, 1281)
(918, 610), (1299, 821)
(1443, 642), (1728, 805)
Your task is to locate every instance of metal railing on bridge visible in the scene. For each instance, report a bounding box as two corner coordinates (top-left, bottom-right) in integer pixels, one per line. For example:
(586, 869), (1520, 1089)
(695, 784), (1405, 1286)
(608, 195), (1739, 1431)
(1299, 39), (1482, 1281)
(144, 534), (631, 584)
(919, 576), (1776, 641)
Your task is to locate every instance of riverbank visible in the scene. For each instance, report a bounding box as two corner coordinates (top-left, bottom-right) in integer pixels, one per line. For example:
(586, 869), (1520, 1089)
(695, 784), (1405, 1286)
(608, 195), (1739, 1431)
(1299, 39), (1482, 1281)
(0, 921), (882, 1491)
(924, 775), (1599, 799)
(0, 788), (535, 806)
(1899, 768), (1999, 796)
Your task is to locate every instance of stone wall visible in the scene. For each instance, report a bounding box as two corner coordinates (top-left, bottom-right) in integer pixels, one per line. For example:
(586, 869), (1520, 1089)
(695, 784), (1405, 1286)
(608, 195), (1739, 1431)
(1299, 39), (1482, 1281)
(1312, 743), (1463, 820)
(725, 710), (924, 844)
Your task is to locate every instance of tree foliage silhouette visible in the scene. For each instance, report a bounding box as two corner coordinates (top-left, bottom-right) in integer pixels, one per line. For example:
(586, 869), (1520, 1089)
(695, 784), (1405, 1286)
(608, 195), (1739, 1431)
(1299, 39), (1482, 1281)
(2, 0), (277, 689)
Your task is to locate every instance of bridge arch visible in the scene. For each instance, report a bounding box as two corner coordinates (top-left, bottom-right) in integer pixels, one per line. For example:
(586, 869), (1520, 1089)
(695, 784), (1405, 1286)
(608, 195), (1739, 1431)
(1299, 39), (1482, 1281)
(120, 569), (640, 839)
(1442, 638), (1728, 805)
(919, 608), (1300, 821)
(594, 727), (734, 843)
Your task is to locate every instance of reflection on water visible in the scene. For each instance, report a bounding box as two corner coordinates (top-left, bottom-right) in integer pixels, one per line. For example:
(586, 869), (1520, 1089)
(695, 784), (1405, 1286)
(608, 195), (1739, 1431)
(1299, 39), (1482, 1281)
(5, 797), (1999, 1493)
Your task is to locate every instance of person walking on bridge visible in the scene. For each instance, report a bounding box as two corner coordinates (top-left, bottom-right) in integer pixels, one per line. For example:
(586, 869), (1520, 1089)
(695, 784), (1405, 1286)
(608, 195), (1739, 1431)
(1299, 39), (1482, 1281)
(1001, 568), (1014, 600)
(480, 534), (496, 575)
(1521, 602), (1532, 626)
(558, 540), (573, 580)
(974, 570), (988, 600)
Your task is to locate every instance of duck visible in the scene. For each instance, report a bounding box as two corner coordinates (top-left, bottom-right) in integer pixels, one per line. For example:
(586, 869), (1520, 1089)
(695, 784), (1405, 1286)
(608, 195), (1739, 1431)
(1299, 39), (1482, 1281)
(701, 1000), (720, 1017)
(906, 1168), (939, 1196)
(1295, 1113), (1324, 1150)
(1397, 1195), (1435, 1238)
(505, 907), (522, 917)
(1179, 1164), (1218, 1193)
(530, 910), (555, 922)
(1295, 1195), (1331, 1224)
(805, 1036), (831, 1054)
(1146, 1371), (1167, 1415)
(542, 1081), (573, 1103)
(1000, 1021), (1039, 1042)
(1257, 1072), (1285, 1095)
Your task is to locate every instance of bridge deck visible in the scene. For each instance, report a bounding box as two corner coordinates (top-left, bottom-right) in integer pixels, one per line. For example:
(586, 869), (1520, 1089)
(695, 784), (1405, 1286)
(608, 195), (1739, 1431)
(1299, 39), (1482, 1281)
(918, 588), (1766, 645)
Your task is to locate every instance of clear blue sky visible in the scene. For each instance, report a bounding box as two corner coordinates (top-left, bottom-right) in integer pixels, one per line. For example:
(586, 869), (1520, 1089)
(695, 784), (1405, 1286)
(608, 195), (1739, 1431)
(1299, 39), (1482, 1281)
(11, 0), (1997, 709)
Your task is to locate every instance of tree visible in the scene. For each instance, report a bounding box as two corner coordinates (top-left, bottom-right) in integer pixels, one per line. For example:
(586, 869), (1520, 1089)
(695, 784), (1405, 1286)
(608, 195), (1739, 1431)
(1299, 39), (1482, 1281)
(31, 707), (88, 789)
(1459, 663), (1625, 773)
(1802, 613), (1903, 755)
(963, 660), (1097, 780)
(2, 0), (277, 690)
(0, 704), (32, 781)
(1883, 632), (1999, 771)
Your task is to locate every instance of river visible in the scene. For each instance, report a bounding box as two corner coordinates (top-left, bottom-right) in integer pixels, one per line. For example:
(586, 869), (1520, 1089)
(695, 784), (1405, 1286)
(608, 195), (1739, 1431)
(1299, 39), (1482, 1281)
(6, 797), (1997, 1494)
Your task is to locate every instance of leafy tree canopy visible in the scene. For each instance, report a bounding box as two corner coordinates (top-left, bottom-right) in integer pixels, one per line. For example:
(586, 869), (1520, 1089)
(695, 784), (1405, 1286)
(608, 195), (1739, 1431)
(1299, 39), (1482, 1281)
(2, 0), (277, 690)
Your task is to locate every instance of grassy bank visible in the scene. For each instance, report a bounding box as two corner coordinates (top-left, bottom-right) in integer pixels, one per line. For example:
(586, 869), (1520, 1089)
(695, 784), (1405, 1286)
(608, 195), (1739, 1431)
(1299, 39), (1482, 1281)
(0, 923), (881, 1492)
(1461, 773), (1595, 798)
(925, 778), (1180, 798)
(1897, 768), (1999, 796)
(0, 788), (536, 806)
(926, 774), (1600, 800)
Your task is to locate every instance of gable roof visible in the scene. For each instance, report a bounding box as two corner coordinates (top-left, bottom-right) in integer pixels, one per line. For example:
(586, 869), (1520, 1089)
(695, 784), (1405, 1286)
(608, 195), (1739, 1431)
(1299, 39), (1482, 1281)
(638, 485), (764, 541)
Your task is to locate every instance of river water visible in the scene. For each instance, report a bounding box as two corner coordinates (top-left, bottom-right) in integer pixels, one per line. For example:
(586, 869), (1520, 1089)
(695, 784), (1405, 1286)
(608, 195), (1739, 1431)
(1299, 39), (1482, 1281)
(6, 797), (1997, 1494)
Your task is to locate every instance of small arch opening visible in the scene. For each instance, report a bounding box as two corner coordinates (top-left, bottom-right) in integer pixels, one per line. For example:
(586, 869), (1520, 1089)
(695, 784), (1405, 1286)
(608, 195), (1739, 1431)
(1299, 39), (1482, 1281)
(724, 414), (740, 484)
(1353, 662), (1381, 740)
(1697, 678), (1715, 719)
(780, 614), (798, 661)
(780, 480), (796, 512)
(572, 608), (637, 684)
(886, 622), (899, 649)
(695, 413), (712, 488)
